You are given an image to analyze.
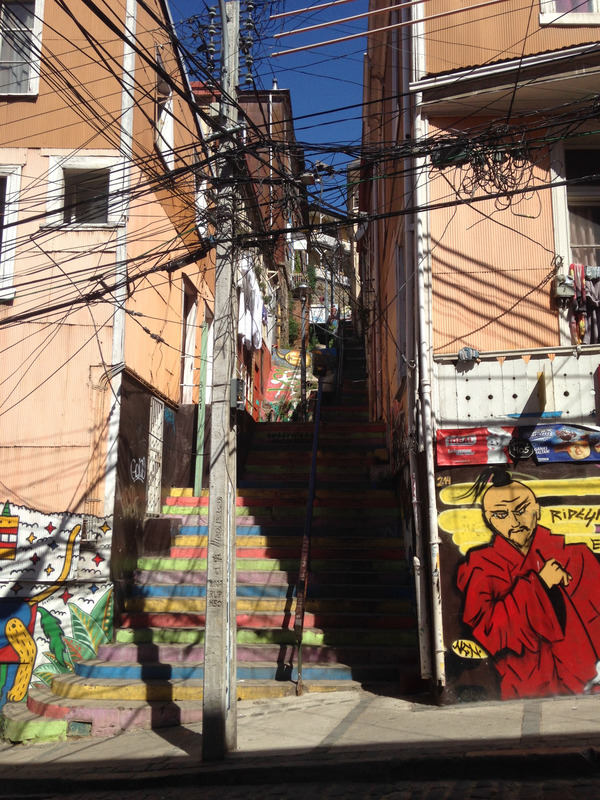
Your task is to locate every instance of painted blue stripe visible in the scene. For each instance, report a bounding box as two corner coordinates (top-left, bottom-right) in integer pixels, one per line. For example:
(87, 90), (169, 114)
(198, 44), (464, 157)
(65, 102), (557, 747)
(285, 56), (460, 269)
(74, 662), (386, 681)
(130, 585), (207, 598)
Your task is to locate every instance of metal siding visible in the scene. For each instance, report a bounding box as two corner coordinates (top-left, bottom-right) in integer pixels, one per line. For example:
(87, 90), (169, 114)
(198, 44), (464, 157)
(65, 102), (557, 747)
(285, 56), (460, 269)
(0, 321), (110, 510)
(429, 137), (560, 355)
(424, 0), (600, 76)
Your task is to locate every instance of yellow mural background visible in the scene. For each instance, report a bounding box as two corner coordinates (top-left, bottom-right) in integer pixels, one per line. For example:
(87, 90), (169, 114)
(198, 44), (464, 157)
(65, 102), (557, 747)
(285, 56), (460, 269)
(439, 477), (600, 555)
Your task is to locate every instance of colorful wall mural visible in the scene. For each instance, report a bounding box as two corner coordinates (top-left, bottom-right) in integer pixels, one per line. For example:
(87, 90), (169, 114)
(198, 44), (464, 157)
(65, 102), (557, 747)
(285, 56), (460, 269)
(436, 422), (600, 702)
(264, 348), (315, 421)
(0, 502), (113, 709)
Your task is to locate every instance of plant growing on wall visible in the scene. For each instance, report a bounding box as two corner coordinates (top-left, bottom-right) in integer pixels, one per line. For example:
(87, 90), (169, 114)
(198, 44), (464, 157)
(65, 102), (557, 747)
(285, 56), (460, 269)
(288, 317), (299, 346)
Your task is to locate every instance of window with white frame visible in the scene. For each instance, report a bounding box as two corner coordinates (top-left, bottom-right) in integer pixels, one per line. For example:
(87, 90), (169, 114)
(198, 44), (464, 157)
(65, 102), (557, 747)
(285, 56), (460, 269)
(46, 154), (121, 227)
(0, 164), (21, 301)
(565, 149), (600, 267)
(0, 0), (43, 95)
(554, 147), (600, 345)
(540, 0), (600, 24)
(63, 169), (109, 224)
(155, 52), (175, 169)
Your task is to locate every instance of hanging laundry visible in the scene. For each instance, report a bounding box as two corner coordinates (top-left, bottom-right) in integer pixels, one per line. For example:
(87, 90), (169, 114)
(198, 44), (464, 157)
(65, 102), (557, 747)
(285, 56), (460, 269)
(569, 263), (587, 343)
(237, 256), (263, 352)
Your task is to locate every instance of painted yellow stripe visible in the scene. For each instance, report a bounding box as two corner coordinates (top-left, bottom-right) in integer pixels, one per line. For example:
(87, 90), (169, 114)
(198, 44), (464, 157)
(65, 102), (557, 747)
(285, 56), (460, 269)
(440, 477), (600, 506)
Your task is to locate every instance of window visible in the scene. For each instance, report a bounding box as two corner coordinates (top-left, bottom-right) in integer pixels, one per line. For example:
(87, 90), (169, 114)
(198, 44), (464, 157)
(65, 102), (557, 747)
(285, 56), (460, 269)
(63, 169), (109, 224)
(155, 52), (174, 169)
(46, 154), (121, 227)
(540, 0), (600, 24)
(0, 164), (21, 301)
(0, 0), (42, 95)
(566, 149), (600, 267)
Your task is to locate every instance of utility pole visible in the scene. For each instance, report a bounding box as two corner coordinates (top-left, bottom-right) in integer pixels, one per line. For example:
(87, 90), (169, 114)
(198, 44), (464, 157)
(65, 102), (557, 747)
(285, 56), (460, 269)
(202, 0), (239, 761)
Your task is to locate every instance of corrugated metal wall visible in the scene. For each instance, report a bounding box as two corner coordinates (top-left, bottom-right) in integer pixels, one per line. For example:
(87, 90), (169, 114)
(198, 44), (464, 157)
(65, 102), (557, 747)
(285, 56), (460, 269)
(429, 123), (560, 354)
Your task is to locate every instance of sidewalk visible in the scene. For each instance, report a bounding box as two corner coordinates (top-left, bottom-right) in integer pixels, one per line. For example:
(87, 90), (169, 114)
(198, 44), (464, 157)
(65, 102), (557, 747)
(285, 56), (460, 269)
(2, 689), (600, 791)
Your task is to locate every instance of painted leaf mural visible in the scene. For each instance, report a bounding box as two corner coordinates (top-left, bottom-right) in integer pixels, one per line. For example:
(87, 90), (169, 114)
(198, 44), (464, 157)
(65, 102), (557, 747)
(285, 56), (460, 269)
(33, 588), (114, 690)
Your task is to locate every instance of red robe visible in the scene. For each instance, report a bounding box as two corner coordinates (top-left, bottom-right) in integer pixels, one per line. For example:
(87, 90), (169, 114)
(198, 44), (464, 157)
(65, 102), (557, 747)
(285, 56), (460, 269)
(456, 526), (600, 699)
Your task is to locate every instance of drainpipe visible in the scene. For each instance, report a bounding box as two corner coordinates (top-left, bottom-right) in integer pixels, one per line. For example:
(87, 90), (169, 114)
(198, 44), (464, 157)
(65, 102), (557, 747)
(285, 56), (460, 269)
(400, 5), (431, 681)
(103, 0), (135, 517)
(412, 1), (445, 691)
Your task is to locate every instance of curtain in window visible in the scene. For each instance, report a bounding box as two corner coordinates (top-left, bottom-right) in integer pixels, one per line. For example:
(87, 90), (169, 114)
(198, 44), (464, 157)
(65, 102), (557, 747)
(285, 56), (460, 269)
(569, 204), (600, 267)
(541, 0), (595, 14)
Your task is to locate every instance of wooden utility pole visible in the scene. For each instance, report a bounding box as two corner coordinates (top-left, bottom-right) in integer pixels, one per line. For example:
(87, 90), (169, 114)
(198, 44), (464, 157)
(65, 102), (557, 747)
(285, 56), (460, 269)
(202, 0), (239, 762)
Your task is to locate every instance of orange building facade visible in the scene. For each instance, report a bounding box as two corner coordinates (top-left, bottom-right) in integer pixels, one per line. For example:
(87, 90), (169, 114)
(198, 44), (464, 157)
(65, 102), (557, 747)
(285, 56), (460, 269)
(0, 0), (214, 709)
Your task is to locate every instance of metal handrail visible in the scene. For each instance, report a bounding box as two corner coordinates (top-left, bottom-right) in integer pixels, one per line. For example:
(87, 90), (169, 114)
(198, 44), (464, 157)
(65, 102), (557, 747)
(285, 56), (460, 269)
(294, 377), (323, 696)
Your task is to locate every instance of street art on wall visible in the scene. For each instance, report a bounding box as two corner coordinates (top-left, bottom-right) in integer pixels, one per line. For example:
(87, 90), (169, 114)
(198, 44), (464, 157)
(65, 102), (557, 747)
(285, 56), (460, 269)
(264, 348), (316, 421)
(437, 423), (600, 466)
(0, 502), (113, 708)
(437, 465), (600, 702)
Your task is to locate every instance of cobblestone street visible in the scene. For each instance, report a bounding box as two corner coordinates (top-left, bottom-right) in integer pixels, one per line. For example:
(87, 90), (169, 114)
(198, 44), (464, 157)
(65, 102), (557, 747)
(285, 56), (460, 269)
(9, 777), (600, 800)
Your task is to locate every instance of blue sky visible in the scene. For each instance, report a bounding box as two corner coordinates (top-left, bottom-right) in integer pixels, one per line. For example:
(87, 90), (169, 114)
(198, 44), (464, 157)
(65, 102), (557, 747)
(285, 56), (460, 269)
(169, 0), (368, 196)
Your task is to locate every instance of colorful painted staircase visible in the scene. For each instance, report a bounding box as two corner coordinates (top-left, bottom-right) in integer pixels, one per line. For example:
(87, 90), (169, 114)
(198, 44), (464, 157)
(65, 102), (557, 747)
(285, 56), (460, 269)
(1, 326), (419, 741)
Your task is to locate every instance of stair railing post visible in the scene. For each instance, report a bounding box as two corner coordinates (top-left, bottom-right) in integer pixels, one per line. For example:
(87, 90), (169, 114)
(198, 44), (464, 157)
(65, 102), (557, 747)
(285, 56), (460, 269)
(202, 0), (239, 761)
(295, 376), (323, 695)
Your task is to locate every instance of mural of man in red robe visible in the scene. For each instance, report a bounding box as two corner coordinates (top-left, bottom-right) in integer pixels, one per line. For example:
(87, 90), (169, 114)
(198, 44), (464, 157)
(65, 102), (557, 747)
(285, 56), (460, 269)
(456, 468), (600, 699)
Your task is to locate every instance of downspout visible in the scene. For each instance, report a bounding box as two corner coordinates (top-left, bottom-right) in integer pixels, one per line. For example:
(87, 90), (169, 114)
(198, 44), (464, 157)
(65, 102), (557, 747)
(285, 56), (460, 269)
(104, 0), (136, 517)
(412, 0), (445, 691)
(403, 11), (431, 679)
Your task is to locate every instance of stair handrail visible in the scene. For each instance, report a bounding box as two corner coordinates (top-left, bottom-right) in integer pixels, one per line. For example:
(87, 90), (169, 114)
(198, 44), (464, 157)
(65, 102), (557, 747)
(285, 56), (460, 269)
(294, 376), (323, 696)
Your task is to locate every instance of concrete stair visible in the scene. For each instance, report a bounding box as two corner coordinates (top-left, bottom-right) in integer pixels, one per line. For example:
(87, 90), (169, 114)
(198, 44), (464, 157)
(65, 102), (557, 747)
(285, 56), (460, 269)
(1, 323), (418, 741)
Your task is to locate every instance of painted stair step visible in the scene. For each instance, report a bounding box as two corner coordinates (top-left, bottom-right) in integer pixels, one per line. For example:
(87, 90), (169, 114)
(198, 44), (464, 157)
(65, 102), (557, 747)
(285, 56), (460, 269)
(115, 625), (417, 648)
(137, 556), (407, 573)
(121, 610), (417, 630)
(45, 672), (366, 705)
(134, 568), (294, 586)
(97, 641), (415, 666)
(235, 611), (417, 630)
(48, 673), (205, 702)
(1, 700), (68, 744)
(167, 488), (399, 502)
(163, 506), (399, 520)
(134, 568), (207, 585)
(116, 626), (206, 645)
(127, 581), (409, 601)
(22, 684), (204, 738)
(124, 596), (412, 614)
(97, 641), (205, 662)
(171, 545), (406, 561)
(176, 531), (403, 548)
(75, 659), (204, 681)
(73, 659), (398, 683)
(129, 580), (410, 601)
(180, 525), (402, 540)
(163, 502), (399, 516)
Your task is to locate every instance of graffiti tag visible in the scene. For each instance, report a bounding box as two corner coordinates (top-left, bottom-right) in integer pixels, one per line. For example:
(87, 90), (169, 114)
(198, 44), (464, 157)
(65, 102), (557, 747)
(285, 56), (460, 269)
(129, 458), (146, 484)
(452, 639), (488, 660)
(550, 507), (600, 528)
